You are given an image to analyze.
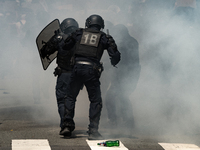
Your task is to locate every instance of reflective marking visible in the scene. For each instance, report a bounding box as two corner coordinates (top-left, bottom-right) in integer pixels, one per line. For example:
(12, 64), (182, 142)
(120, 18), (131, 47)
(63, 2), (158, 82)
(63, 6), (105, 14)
(86, 139), (128, 150)
(12, 139), (51, 150)
(159, 143), (200, 150)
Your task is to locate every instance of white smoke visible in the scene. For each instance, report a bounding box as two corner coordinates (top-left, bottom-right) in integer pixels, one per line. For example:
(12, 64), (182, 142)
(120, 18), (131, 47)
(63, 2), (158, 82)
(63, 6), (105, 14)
(1, 0), (200, 141)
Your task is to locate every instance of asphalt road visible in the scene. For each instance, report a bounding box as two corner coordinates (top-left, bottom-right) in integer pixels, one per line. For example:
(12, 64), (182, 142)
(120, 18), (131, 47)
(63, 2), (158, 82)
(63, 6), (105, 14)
(0, 105), (160, 150)
(1, 91), (200, 150)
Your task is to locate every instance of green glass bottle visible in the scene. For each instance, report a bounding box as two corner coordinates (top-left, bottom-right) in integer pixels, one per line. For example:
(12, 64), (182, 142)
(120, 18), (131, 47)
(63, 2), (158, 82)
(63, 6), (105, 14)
(97, 140), (120, 147)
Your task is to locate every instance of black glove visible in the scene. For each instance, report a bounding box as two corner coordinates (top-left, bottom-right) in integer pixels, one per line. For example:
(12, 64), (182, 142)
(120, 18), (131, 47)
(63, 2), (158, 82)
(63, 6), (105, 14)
(53, 67), (62, 76)
(44, 30), (62, 53)
(50, 32), (62, 45)
(111, 51), (121, 66)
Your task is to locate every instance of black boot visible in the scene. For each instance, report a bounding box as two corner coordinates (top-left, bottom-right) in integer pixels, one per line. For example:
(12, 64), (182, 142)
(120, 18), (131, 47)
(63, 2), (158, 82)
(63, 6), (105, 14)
(60, 121), (75, 137)
(59, 127), (72, 137)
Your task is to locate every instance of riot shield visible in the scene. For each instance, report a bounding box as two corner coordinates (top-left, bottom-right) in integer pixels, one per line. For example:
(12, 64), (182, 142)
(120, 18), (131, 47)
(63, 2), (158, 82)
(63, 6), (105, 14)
(36, 19), (60, 70)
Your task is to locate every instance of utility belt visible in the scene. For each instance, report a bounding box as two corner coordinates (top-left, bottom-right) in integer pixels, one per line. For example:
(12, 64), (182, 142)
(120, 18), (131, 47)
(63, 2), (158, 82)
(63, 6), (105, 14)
(75, 61), (104, 78)
(53, 66), (71, 77)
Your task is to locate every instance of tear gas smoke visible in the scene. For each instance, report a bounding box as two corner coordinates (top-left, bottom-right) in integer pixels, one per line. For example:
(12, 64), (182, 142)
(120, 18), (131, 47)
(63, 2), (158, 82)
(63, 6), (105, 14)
(1, 0), (200, 142)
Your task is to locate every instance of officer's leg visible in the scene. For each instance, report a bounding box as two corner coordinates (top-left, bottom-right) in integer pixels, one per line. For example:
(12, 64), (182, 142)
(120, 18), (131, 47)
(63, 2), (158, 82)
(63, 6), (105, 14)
(85, 78), (103, 140)
(85, 78), (102, 132)
(56, 72), (71, 128)
(62, 70), (82, 133)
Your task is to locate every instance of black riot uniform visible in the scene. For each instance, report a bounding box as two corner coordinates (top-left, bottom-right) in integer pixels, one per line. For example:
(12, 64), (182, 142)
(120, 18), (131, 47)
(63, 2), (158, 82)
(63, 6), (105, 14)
(61, 14), (121, 140)
(40, 18), (79, 134)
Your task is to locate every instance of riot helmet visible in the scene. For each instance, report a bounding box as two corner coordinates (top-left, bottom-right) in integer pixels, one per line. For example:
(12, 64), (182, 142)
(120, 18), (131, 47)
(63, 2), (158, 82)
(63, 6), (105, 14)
(60, 18), (79, 34)
(85, 14), (104, 29)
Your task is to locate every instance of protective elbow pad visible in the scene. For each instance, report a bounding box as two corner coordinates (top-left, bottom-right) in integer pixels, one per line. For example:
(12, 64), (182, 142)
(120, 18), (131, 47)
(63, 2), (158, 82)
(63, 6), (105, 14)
(107, 35), (117, 50)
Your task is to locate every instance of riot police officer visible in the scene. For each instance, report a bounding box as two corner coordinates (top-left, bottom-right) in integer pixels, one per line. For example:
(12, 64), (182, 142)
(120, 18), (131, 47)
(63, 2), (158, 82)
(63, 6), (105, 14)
(61, 14), (121, 140)
(105, 24), (141, 135)
(40, 18), (79, 135)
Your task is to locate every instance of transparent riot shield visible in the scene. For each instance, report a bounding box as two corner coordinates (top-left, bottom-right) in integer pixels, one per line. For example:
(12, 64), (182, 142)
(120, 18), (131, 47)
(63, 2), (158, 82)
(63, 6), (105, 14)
(36, 19), (60, 70)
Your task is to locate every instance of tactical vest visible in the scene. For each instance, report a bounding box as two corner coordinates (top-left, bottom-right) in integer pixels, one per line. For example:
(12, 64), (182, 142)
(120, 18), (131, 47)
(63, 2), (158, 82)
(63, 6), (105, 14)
(56, 50), (73, 70)
(74, 28), (104, 61)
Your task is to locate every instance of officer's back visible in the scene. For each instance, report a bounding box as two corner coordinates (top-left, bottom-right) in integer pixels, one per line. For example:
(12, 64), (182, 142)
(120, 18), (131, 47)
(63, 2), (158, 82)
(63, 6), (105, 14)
(63, 15), (120, 66)
(61, 14), (121, 140)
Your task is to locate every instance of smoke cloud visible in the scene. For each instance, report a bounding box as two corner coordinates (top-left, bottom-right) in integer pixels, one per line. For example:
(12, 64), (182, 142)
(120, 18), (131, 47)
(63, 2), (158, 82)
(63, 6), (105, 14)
(1, 0), (200, 142)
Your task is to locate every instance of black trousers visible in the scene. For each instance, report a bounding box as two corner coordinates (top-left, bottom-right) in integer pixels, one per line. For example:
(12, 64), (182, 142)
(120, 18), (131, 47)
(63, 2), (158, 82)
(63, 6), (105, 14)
(64, 64), (102, 131)
(56, 72), (71, 128)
